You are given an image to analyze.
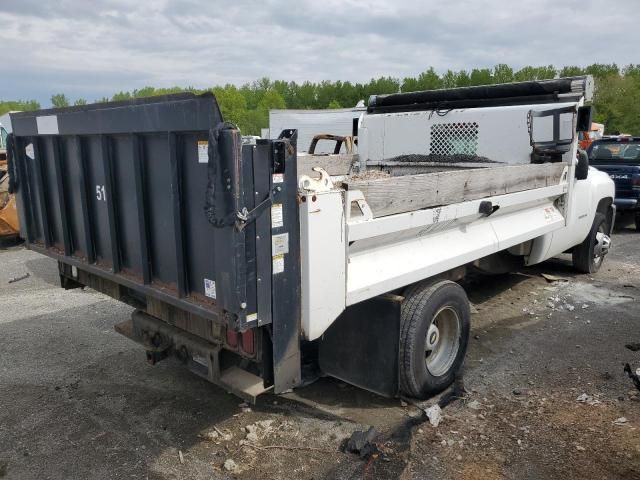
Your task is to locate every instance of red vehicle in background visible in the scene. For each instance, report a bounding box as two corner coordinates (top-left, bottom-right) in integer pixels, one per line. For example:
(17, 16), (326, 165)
(578, 122), (605, 151)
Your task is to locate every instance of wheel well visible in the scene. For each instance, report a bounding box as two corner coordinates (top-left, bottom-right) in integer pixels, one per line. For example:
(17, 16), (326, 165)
(596, 197), (614, 232)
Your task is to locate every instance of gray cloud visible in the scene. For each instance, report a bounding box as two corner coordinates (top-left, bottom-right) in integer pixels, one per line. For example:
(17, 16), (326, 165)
(0, 0), (637, 106)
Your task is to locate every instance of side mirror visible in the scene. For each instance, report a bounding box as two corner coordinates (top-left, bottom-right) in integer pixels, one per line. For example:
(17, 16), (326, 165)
(576, 106), (593, 132)
(576, 149), (589, 181)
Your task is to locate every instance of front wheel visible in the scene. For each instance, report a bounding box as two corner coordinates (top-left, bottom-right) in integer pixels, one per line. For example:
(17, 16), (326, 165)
(572, 212), (610, 273)
(399, 280), (470, 398)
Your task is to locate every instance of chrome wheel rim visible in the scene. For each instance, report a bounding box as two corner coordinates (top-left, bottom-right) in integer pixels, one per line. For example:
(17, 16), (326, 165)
(593, 226), (610, 267)
(425, 306), (461, 377)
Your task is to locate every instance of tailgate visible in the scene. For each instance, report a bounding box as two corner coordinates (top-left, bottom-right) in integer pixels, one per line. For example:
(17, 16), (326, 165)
(8, 95), (300, 336)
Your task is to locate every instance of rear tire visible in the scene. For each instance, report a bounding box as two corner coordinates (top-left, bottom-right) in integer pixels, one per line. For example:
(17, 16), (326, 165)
(572, 212), (608, 273)
(635, 214), (640, 232)
(399, 280), (470, 399)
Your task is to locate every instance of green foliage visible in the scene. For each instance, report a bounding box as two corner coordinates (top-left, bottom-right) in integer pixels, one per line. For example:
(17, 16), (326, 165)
(593, 74), (640, 135)
(4, 63), (640, 135)
(0, 99), (40, 116)
(50, 93), (69, 108)
(74, 98), (87, 106)
(211, 84), (248, 127)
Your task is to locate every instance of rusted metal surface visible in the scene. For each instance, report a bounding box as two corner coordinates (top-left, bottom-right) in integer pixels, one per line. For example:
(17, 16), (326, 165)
(115, 310), (269, 403)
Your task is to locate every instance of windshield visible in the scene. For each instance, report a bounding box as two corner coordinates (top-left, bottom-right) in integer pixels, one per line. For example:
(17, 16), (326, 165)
(588, 141), (640, 163)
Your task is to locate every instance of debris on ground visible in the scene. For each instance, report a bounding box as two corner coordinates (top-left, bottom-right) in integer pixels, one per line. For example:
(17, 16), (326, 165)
(223, 459), (241, 473)
(625, 343), (640, 352)
(7, 272), (29, 284)
(576, 393), (602, 406)
(541, 273), (569, 283)
(623, 363), (640, 391)
(613, 417), (629, 426)
(425, 404), (443, 427)
(244, 420), (275, 443)
(344, 426), (378, 459)
(200, 427), (233, 443)
(467, 400), (482, 410)
(178, 450), (184, 464)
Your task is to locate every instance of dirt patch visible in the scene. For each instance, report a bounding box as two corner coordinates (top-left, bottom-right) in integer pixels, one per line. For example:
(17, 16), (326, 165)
(407, 391), (640, 479)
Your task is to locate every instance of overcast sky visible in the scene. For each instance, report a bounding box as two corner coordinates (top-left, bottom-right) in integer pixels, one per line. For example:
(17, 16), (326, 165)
(1, 0), (638, 106)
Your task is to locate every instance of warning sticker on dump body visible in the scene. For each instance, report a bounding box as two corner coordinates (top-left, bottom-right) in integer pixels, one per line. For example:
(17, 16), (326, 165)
(246, 313), (258, 323)
(272, 233), (289, 256)
(272, 173), (284, 184)
(204, 278), (216, 299)
(197, 141), (209, 163)
(271, 204), (284, 228)
(272, 255), (285, 274)
(543, 207), (556, 222)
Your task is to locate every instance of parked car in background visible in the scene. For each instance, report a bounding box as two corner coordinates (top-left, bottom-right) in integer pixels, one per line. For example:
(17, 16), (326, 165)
(588, 136), (640, 231)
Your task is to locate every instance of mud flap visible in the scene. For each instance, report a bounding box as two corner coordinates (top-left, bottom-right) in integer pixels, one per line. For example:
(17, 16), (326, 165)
(318, 294), (403, 397)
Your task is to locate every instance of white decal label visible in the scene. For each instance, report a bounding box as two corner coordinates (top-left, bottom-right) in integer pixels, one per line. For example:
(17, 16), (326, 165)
(272, 233), (289, 256)
(197, 141), (209, 163)
(246, 313), (258, 323)
(272, 173), (284, 184)
(271, 203), (284, 228)
(272, 255), (285, 274)
(25, 143), (34, 159)
(36, 115), (59, 135)
(96, 185), (106, 202)
(204, 278), (216, 299)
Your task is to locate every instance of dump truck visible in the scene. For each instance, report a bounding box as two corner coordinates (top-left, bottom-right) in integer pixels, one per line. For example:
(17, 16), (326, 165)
(9, 77), (615, 402)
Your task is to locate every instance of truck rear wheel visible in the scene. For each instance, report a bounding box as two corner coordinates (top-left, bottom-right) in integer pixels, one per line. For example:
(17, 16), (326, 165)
(635, 214), (640, 232)
(399, 280), (470, 398)
(572, 212), (609, 273)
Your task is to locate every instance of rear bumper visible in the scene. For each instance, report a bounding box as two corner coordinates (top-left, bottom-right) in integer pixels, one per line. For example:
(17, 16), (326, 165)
(116, 310), (271, 403)
(614, 198), (638, 211)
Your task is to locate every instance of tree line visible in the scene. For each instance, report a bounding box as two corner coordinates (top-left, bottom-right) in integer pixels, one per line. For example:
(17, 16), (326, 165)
(1, 63), (639, 135)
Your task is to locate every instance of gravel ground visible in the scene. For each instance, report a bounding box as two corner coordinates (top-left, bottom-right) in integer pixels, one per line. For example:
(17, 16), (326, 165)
(0, 217), (638, 479)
